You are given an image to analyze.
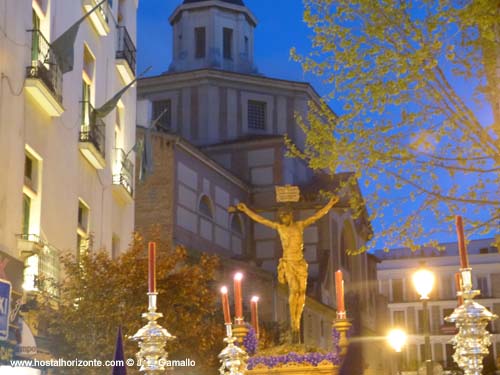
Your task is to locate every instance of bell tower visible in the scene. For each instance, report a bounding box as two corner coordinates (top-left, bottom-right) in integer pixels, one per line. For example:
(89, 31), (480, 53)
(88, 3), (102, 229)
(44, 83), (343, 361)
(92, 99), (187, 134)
(168, 0), (259, 74)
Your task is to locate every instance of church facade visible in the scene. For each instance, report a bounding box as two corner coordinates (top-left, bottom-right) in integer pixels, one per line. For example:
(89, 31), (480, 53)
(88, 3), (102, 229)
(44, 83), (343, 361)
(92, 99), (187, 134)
(135, 1), (385, 367)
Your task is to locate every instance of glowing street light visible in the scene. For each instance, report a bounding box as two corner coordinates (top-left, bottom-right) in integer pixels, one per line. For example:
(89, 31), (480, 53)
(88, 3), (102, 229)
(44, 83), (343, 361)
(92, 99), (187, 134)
(413, 265), (435, 375)
(387, 328), (407, 353)
(412, 268), (435, 300)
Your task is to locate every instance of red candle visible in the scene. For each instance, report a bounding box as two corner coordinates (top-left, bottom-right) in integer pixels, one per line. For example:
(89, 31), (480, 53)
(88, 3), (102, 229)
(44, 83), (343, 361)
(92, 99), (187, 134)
(335, 270), (345, 314)
(148, 241), (156, 293)
(455, 272), (463, 306)
(251, 296), (259, 337)
(455, 216), (469, 269)
(221, 286), (232, 324)
(234, 272), (243, 322)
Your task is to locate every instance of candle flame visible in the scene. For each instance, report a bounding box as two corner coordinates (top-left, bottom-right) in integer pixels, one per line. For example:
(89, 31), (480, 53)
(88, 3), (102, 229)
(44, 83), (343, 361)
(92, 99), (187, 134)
(221, 286), (228, 294)
(234, 272), (243, 281)
(251, 296), (259, 303)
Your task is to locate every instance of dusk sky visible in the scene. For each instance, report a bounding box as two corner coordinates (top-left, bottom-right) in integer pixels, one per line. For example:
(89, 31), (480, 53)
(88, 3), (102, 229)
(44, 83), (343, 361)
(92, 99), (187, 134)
(136, 1), (492, 248)
(137, 0), (321, 85)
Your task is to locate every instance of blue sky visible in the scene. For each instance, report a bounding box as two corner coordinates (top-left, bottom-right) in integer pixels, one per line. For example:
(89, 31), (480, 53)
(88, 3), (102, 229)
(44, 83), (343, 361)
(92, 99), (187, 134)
(137, 0), (322, 85)
(136, 1), (494, 248)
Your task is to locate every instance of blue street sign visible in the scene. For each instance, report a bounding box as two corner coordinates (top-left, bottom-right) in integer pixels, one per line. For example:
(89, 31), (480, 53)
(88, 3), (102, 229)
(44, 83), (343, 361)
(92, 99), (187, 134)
(0, 279), (12, 341)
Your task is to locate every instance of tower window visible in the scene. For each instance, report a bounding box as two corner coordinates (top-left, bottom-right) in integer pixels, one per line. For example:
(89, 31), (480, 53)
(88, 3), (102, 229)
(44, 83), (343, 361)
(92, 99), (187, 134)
(195, 27), (206, 58)
(152, 100), (171, 130)
(223, 28), (233, 59)
(248, 100), (266, 130)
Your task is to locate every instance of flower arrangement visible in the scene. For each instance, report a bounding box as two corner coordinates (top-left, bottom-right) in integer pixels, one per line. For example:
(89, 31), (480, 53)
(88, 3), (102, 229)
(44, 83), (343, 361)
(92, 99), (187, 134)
(242, 323), (350, 369)
(248, 351), (340, 369)
(242, 323), (258, 355)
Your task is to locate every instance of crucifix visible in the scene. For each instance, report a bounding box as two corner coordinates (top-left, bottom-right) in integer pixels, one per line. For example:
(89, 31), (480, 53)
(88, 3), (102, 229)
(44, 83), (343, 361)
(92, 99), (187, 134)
(229, 185), (339, 341)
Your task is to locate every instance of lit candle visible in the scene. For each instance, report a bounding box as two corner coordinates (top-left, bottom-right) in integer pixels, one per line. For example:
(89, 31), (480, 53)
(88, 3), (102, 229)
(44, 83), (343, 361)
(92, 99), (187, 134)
(221, 286), (231, 324)
(335, 270), (345, 317)
(251, 296), (259, 337)
(234, 272), (243, 323)
(455, 272), (463, 306)
(148, 241), (156, 293)
(455, 216), (469, 269)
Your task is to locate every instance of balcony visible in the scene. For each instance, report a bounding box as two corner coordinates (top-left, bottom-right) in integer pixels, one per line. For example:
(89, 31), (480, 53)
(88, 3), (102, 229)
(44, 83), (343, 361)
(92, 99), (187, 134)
(82, 0), (110, 36)
(25, 29), (64, 117)
(17, 234), (44, 256)
(79, 102), (106, 169)
(17, 234), (60, 297)
(112, 148), (134, 203)
(116, 26), (136, 84)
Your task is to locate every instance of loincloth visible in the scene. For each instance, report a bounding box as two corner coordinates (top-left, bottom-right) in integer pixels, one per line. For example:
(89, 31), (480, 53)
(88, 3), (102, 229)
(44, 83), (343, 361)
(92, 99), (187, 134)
(277, 258), (308, 285)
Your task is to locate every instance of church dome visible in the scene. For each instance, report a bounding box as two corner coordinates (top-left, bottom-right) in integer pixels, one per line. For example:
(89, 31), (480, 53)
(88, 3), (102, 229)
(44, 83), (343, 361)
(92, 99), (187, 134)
(183, 0), (245, 5)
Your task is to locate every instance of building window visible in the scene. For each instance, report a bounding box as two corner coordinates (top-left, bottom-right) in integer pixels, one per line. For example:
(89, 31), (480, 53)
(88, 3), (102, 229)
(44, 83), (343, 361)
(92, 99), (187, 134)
(198, 195), (214, 219)
(248, 100), (266, 130)
(393, 310), (405, 327)
(31, 10), (41, 62)
(244, 36), (249, 55)
(392, 278), (403, 302)
(76, 199), (90, 262)
(22, 193), (31, 235)
(77, 233), (89, 262)
(33, 0), (48, 17)
(231, 214), (243, 235)
(195, 27), (206, 58)
(419, 344), (426, 362)
(152, 99), (171, 130)
(223, 27), (233, 59)
(78, 200), (90, 232)
(477, 276), (489, 297)
(24, 153), (38, 192)
(440, 274), (453, 299)
(117, 0), (125, 24)
(25, 155), (33, 181)
(116, 102), (124, 129)
(83, 44), (95, 84)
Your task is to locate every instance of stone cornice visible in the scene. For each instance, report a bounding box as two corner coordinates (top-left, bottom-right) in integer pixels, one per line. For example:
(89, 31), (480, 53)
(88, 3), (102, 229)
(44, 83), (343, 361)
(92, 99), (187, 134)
(138, 69), (325, 106)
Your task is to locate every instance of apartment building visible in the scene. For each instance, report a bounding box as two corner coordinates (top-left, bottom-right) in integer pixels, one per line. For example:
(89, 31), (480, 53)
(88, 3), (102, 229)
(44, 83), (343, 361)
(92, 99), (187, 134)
(375, 238), (500, 373)
(0, 0), (137, 370)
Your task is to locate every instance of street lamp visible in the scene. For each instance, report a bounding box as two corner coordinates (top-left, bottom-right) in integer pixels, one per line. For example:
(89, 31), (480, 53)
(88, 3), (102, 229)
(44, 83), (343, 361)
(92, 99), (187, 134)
(388, 328), (407, 353)
(388, 328), (407, 375)
(413, 266), (435, 375)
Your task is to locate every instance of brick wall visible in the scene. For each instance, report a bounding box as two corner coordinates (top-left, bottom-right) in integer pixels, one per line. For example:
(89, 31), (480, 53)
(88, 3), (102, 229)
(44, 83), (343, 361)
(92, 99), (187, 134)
(134, 130), (175, 246)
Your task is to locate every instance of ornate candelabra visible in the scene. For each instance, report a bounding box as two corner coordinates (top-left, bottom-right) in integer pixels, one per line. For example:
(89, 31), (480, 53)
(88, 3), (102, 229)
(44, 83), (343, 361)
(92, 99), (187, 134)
(218, 323), (249, 375)
(445, 268), (498, 375)
(131, 292), (175, 374)
(333, 315), (352, 356)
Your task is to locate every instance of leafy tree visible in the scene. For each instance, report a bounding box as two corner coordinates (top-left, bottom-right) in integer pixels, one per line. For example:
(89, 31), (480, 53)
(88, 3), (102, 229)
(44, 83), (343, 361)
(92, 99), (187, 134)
(290, 0), (500, 250)
(37, 233), (223, 374)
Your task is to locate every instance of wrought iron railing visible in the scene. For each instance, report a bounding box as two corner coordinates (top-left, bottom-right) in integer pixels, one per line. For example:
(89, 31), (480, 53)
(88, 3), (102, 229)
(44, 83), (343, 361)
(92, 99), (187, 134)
(113, 148), (134, 196)
(79, 101), (106, 159)
(17, 234), (60, 297)
(26, 29), (63, 104)
(116, 25), (136, 74)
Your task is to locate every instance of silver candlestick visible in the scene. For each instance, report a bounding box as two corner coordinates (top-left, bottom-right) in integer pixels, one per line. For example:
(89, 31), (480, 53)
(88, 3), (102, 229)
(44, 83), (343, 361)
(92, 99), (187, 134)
(445, 268), (498, 375)
(218, 323), (248, 375)
(131, 292), (175, 374)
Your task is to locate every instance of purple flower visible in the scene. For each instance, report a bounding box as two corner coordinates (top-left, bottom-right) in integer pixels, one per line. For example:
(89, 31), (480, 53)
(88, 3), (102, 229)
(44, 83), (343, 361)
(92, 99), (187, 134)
(247, 351), (341, 369)
(239, 323), (258, 355)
